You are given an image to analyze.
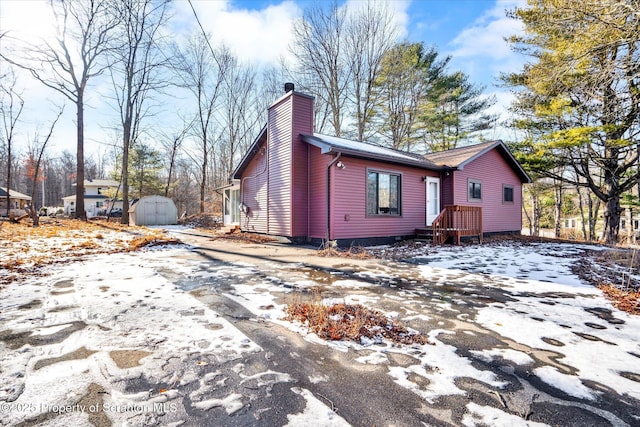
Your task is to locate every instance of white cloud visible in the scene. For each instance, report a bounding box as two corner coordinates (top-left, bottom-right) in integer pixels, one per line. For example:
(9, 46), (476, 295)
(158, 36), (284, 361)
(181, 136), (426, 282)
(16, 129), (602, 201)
(444, 0), (528, 142)
(450, 0), (525, 61)
(0, 0), (57, 44)
(170, 0), (302, 66)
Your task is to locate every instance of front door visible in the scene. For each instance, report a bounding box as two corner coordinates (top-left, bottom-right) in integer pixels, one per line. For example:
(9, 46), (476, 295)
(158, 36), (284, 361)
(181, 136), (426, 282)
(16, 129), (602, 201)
(426, 177), (440, 226)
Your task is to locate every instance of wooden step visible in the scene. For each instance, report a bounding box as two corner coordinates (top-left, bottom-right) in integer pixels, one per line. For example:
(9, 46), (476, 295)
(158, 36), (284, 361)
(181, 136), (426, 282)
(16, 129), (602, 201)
(415, 227), (434, 241)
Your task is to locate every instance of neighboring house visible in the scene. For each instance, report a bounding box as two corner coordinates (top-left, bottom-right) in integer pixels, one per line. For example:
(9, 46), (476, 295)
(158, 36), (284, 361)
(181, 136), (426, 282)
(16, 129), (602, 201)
(562, 209), (640, 241)
(229, 86), (532, 245)
(62, 179), (120, 218)
(0, 187), (32, 216)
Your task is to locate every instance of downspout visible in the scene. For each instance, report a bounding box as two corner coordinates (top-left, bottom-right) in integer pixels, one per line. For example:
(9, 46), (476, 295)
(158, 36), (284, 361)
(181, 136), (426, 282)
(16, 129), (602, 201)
(326, 152), (342, 242)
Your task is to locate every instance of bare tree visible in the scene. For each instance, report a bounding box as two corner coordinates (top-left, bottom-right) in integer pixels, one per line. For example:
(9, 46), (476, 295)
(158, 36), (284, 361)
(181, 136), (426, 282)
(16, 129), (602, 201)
(109, 0), (171, 224)
(25, 108), (64, 227)
(290, 1), (350, 137)
(217, 55), (260, 184)
(173, 34), (228, 213)
(1, 0), (118, 220)
(0, 70), (24, 217)
(345, 1), (397, 142)
(159, 120), (192, 197)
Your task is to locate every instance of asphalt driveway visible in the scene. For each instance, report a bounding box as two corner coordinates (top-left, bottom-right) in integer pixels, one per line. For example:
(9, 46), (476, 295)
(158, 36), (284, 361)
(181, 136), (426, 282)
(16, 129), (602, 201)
(1, 229), (639, 426)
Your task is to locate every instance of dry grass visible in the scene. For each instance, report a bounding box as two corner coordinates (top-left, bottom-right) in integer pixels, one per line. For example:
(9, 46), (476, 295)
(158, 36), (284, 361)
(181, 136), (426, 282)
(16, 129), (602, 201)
(571, 247), (640, 315)
(128, 235), (182, 250)
(285, 299), (430, 345)
(213, 232), (278, 244)
(317, 243), (371, 259)
(0, 217), (181, 287)
(598, 284), (640, 315)
(178, 214), (222, 229)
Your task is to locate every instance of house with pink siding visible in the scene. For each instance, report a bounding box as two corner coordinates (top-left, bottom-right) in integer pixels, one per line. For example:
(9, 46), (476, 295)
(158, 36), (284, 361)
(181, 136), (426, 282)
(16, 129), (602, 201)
(229, 85), (531, 245)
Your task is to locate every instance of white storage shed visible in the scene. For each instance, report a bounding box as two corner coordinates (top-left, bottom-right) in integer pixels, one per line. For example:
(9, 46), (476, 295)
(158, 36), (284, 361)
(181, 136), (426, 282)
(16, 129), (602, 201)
(129, 195), (178, 226)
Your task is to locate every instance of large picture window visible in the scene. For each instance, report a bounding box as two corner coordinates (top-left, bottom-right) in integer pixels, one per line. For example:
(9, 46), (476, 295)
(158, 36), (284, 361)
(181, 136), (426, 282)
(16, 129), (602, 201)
(367, 170), (401, 216)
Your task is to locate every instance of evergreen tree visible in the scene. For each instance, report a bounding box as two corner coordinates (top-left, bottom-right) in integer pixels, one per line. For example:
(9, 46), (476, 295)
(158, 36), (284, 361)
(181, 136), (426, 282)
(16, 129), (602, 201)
(505, 0), (640, 244)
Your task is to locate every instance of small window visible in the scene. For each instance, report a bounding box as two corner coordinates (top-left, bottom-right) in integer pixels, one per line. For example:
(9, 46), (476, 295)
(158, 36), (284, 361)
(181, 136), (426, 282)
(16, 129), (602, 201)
(635, 220), (639, 230)
(503, 185), (514, 203)
(97, 187), (103, 195)
(367, 170), (401, 216)
(96, 201), (103, 208)
(468, 179), (482, 201)
(621, 219), (626, 229)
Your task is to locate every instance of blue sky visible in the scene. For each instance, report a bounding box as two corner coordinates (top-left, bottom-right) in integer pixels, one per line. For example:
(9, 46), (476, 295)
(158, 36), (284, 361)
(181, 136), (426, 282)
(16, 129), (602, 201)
(1, 0), (526, 156)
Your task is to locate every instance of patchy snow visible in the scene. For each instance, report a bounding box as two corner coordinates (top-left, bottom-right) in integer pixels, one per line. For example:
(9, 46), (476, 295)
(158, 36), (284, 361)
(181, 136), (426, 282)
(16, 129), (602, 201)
(285, 388), (350, 427)
(387, 329), (507, 404)
(3, 224), (640, 426)
(0, 247), (262, 425)
(470, 348), (535, 366)
(415, 242), (602, 289)
(192, 392), (245, 414)
(462, 402), (549, 427)
(534, 366), (597, 401)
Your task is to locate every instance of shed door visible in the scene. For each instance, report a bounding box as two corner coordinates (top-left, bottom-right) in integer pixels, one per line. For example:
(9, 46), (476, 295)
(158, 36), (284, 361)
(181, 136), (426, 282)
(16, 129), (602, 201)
(426, 177), (440, 226)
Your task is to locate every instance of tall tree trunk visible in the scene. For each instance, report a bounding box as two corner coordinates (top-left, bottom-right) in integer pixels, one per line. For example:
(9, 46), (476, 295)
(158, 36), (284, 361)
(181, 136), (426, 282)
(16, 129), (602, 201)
(200, 139), (207, 214)
(577, 186), (588, 240)
(603, 195), (621, 244)
(554, 181), (562, 238)
(75, 98), (86, 220)
(523, 191), (533, 235)
(588, 196), (601, 241)
(6, 140), (11, 217)
(165, 144), (176, 197)
(532, 194), (540, 237)
(121, 117), (131, 225)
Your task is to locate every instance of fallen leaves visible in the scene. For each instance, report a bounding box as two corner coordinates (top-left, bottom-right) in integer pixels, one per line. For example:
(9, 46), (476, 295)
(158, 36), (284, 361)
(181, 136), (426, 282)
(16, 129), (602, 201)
(285, 301), (430, 345)
(597, 284), (640, 315)
(0, 218), (181, 287)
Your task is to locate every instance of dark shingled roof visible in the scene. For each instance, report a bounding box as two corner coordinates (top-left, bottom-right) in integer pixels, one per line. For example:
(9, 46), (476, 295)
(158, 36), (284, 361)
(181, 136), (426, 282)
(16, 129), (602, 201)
(0, 187), (32, 200)
(301, 133), (443, 170)
(424, 140), (532, 183)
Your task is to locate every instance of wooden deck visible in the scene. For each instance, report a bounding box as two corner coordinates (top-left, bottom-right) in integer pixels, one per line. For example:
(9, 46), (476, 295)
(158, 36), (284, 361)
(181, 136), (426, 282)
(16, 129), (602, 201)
(417, 205), (482, 245)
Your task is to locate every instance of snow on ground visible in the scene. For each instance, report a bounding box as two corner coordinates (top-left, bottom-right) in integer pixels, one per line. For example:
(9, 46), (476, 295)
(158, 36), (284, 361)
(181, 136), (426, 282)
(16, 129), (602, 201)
(412, 242), (640, 402)
(0, 247), (271, 426)
(286, 388), (350, 427)
(414, 241), (603, 288)
(3, 223), (640, 426)
(214, 239), (640, 424)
